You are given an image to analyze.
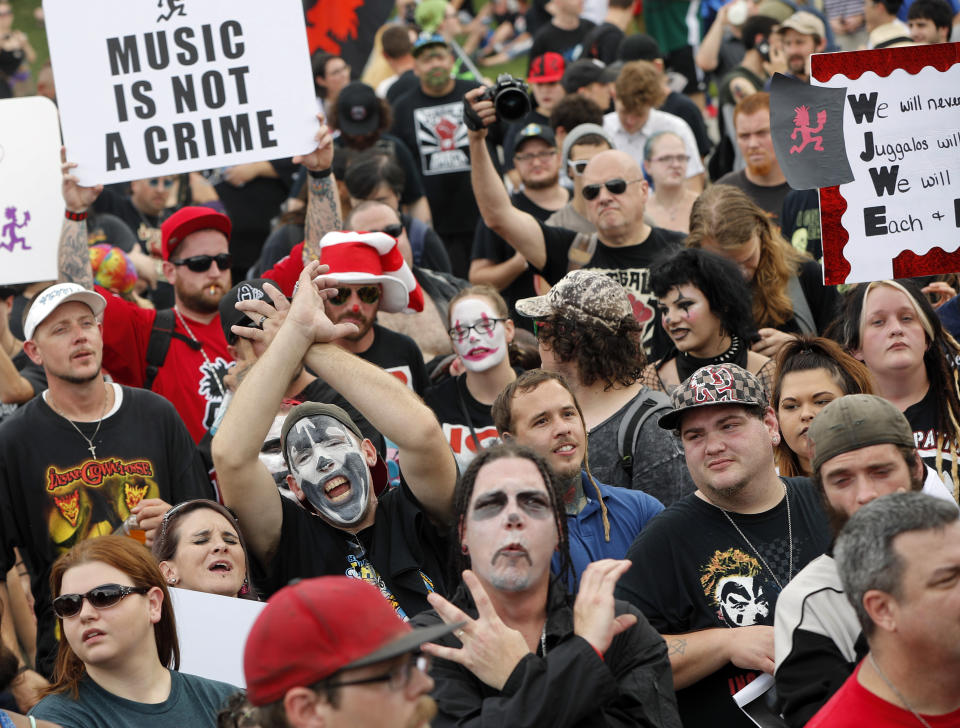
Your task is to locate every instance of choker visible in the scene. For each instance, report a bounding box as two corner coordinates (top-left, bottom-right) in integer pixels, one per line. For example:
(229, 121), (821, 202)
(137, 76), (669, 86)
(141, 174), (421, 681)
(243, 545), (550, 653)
(675, 334), (747, 382)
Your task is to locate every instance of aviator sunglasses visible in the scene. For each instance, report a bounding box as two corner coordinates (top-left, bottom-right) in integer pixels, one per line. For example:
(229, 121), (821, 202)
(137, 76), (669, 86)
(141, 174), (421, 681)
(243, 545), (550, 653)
(581, 177), (643, 201)
(53, 583), (151, 619)
(171, 253), (233, 273)
(329, 285), (381, 306)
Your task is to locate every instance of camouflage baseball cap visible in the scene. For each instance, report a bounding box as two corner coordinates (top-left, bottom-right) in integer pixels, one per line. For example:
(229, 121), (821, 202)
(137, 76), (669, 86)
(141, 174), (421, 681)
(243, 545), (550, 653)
(514, 269), (631, 331)
(658, 363), (769, 430)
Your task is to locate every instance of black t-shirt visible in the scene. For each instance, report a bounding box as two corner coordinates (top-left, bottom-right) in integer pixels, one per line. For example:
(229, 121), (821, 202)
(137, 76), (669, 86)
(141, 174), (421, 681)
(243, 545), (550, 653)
(662, 91), (713, 158)
(0, 351), (46, 426)
(361, 324), (429, 396)
(253, 482), (449, 618)
(538, 222), (685, 357)
(715, 170), (791, 227)
(472, 190), (569, 332)
(781, 189), (822, 263)
(0, 385), (212, 677)
(905, 386), (957, 492)
(386, 69), (419, 106)
(616, 478), (831, 728)
(792, 259), (842, 335)
(93, 187), (166, 257)
(390, 80), (483, 238)
(528, 20), (597, 68)
(584, 22), (626, 64)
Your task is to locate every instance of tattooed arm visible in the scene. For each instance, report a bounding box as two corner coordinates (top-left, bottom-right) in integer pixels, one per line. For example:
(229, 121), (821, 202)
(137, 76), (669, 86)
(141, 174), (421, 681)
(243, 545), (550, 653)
(662, 626), (775, 690)
(58, 150), (102, 289)
(294, 114), (341, 264)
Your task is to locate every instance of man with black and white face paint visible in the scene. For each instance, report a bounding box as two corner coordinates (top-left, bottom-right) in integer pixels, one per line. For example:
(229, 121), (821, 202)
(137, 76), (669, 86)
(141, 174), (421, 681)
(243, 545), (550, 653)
(213, 261), (458, 617)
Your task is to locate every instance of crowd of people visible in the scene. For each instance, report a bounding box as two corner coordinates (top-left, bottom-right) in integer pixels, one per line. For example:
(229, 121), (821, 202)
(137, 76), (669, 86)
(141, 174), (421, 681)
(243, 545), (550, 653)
(1, 0), (960, 725)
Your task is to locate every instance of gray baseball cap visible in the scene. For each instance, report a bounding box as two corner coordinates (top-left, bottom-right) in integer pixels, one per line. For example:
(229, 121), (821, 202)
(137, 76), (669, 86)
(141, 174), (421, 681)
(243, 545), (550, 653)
(515, 269), (631, 330)
(561, 123), (615, 164)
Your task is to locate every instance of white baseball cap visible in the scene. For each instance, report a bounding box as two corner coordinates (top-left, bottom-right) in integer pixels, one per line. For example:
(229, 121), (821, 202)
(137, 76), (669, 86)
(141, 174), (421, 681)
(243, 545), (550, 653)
(24, 283), (106, 341)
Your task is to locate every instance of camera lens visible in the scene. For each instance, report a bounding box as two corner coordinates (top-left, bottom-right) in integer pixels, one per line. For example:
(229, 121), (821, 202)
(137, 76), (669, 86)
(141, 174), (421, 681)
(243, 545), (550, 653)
(495, 87), (531, 122)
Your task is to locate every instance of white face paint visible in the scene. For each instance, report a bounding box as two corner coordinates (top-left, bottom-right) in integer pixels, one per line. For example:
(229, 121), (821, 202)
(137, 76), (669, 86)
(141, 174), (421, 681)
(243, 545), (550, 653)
(449, 298), (508, 373)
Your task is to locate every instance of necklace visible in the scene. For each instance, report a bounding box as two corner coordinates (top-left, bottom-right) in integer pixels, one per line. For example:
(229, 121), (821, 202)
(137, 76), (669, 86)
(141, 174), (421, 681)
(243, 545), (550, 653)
(868, 653), (933, 728)
(718, 482), (793, 590)
(174, 307), (225, 398)
(540, 622), (547, 656)
(48, 384), (109, 459)
(676, 334), (747, 383)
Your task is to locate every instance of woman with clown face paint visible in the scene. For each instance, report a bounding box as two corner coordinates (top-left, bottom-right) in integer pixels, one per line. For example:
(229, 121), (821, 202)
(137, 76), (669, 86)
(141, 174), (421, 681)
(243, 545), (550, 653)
(424, 286), (520, 473)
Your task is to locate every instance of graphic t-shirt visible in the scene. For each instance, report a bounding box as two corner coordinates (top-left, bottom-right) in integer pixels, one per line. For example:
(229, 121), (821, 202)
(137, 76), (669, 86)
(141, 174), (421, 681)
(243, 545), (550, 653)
(616, 478), (831, 728)
(360, 325), (429, 396)
(99, 288), (232, 443)
(904, 386), (958, 496)
(0, 385), (211, 677)
(538, 222), (685, 357)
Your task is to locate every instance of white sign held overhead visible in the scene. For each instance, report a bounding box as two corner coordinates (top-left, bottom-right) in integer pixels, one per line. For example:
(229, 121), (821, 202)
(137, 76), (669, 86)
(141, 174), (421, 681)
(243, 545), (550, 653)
(0, 97), (63, 286)
(44, 0), (319, 186)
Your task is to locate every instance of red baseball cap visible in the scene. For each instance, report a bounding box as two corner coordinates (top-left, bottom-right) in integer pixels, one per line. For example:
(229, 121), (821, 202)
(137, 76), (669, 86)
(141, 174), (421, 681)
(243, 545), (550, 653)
(528, 52), (565, 83)
(244, 576), (459, 706)
(161, 206), (232, 261)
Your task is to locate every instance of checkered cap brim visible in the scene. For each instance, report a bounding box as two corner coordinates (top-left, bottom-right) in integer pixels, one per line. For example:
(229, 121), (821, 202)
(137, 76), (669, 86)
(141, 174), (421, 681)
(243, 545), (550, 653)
(658, 363), (768, 430)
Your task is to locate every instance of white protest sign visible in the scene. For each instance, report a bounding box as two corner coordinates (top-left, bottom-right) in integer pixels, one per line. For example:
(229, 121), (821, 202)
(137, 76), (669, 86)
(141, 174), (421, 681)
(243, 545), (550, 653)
(810, 44), (960, 284)
(169, 586), (265, 688)
(0, 97), (63, 285)
(44, 0), (319, 186)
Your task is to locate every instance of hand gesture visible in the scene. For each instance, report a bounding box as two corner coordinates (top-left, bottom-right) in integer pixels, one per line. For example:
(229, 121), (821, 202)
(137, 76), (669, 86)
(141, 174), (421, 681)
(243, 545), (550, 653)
(61, 147), (102, 213)
(922, 280), (956, 309)
(751, 328), (796, 359)
(130, 498), (172, 547)
(421, 570), (532, 690)
(232, 281), (291, 350)
(293, 113), (335, 172)
(285, 260), (359, 344)
(727, 625), (775, 675)
(573, 559), (637, 654)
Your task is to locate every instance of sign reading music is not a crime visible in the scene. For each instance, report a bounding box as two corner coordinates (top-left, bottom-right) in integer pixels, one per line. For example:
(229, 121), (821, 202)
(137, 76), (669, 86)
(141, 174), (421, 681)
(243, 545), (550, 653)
(43, 0), (319, 186)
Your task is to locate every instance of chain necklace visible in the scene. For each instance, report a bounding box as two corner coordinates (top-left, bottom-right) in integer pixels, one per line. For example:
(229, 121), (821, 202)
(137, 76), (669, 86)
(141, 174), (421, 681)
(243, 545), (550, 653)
(48, 384), (109, 459)
(868, 653), (933, 728)
(718, 482), (793, 590)
(174, 307), (225, 398)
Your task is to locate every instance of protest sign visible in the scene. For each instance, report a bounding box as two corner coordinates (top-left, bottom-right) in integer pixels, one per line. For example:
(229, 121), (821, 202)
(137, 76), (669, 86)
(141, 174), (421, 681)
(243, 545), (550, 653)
(0, 97), (63, 286)
(169, 587), (265, 688)
(44, 0), (319, 186)
(772, 43), (960, 284)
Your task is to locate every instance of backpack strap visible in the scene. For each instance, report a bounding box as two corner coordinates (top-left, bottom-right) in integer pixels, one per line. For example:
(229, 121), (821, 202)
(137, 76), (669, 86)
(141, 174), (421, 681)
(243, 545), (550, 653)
(144, 309), (201, 391)
(406, 216), (428, 266)
(617, 389), (673, 476)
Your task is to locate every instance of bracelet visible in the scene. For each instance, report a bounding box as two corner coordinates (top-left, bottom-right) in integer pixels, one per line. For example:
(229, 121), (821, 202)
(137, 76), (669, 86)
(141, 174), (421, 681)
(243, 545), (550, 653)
(64, 209), (88, 221)
(307, 167), (332, 179)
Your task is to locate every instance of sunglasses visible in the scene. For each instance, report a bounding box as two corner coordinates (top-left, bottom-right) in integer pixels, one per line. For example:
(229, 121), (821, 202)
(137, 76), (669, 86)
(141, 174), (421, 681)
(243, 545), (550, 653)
(171, 253), (233, 273)
(329, 285), (381, 306)
(581, 177), (643, 201)
(146, 178), (176, 189)
(52, 583), (150, 619)
(566, 159), (589, 176)
(375, 223), (404, 239)
(326, 653), (432, 691)
(448, 317), (506, 342)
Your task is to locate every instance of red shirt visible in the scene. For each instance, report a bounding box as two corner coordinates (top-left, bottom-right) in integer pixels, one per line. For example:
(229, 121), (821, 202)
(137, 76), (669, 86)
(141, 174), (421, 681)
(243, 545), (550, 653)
(98, 286), (232, 443)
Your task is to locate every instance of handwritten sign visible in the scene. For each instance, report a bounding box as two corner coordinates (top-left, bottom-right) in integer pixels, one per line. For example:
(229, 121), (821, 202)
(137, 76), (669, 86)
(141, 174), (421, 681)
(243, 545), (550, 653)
(43, 0), (319, 186)
(808, 43), (960, 284)
(0, 97), (63, 285)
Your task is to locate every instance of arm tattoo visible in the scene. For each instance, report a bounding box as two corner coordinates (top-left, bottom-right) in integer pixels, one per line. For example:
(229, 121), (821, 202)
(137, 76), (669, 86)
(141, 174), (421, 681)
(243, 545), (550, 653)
(302, 174), (342, 264)
(58, 219), (94, 288)
(667, 638), (687, 656)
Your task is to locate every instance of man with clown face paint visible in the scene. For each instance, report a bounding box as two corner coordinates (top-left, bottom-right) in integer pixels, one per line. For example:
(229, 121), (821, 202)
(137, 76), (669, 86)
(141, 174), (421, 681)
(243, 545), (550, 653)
(213, 261), (458, 617)
(424, 286), (519, 473)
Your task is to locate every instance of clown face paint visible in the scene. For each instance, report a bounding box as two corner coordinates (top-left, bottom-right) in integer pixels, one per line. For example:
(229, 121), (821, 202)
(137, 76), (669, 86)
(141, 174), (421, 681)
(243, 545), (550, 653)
(449, 297), (508, 373)
(285, 415), (372, 527)
(260, 413), (297, 500)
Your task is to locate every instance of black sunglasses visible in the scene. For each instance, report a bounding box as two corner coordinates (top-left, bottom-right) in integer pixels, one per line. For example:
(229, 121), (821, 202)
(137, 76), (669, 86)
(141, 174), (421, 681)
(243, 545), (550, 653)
(581, 177), (643, 201)
(171, 253), (233, 273)
(53, 583), (151, 619)
(325, 653), (432, 691)
(375, 223), (404, 239)
(329, 285), (381, 306)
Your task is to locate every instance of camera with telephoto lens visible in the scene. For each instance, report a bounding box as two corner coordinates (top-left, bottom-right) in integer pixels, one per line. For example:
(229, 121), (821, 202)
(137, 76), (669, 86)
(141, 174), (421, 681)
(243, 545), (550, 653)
(483, 74), (531, 122)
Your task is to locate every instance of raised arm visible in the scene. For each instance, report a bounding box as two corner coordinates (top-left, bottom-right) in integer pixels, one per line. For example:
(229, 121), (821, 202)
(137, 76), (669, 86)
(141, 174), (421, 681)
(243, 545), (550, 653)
(57, 150), (102, 289)
(465, 88), (548, 271)
(695, 2), (730, 73)
(295, 115), (341, 263)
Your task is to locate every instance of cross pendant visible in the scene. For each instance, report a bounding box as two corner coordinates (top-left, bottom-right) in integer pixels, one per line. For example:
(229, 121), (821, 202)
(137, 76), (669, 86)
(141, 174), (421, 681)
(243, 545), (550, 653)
(88, 445), (97, 459)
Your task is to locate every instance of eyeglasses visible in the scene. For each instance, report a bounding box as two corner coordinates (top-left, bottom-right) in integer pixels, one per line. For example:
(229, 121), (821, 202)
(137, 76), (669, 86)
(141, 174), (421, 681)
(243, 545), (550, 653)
(515, 149), (557, 163)
(374, 223), (404, 239)
(581, 178), (643, 201)
(650, 154), (690, 165)
(448, 318), (507, 342)
(53, 583), (151, 619)
(146, 178), (176, 189)
(567, 159), (589, 176)
(325, 653), (432, 691)
(171, 253), (233, 272)
(329, 285), (381, 306)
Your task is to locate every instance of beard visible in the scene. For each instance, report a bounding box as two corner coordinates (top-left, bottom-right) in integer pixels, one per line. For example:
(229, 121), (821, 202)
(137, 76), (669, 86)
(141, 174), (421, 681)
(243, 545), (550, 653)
(746, 157), (774, 178)
(177, 282), (226, 314)
(523, 172), (560, 190)
(337, 311), (375, 341)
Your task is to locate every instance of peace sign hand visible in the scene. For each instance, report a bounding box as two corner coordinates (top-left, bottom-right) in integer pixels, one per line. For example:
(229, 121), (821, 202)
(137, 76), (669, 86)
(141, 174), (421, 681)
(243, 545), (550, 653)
(422, 570), (532, 690)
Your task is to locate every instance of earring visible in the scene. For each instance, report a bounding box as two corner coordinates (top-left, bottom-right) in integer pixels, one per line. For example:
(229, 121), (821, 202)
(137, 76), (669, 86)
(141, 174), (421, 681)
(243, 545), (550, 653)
(461, 544), (469, 555)
(772, 434), (781, 445)
(167, 577), (178, 585)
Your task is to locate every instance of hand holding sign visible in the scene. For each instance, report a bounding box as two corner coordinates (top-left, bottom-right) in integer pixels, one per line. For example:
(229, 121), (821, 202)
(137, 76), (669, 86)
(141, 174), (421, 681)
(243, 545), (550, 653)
(292, 113), (335, 173)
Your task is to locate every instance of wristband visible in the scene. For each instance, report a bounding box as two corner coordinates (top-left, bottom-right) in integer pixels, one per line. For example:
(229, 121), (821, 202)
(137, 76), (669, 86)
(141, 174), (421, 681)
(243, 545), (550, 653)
(307, 167), (332, 179)
(65, 209), (88, 221)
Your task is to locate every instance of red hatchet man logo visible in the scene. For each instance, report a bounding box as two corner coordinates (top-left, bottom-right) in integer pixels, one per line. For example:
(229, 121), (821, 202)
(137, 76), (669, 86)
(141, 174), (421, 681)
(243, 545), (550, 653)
(789, 105), (826, 154)
(628, 293), (654, 325)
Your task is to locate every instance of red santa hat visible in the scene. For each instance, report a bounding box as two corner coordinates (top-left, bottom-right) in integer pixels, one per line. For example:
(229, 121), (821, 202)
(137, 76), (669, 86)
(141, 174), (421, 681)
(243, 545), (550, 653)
(318, 231), (424, 313)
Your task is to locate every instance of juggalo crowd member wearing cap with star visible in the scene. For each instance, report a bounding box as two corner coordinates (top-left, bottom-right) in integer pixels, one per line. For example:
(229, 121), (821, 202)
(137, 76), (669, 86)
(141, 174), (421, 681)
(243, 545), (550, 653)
(616, 363), (831, 728)
(245, 576), (453, 728)
(0, 282), (209, 698)
(213, 261), (457, 613)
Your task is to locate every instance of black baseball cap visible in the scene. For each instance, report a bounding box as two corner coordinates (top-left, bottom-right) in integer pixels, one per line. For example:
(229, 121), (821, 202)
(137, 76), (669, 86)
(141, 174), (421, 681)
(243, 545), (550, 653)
(336, 82), (380, 137)
(562, 59), (608, 93)
(219, 278), (278, 343)
(515, 122), (557, 151)
(618, 33), (663, 61)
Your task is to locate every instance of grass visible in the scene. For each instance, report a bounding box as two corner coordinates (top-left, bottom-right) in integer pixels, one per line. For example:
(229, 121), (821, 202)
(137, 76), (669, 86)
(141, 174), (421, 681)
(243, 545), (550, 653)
(8, 0), (48, 74)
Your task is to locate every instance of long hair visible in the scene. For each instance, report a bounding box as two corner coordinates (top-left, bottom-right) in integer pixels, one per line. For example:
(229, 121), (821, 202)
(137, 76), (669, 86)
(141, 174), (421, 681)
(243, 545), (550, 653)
(839, 279), (960, 491)
(537, 311), (645, 389)
(686, 185), (810, 328)
(772, 336), (876, 476)
(45, 536), (180, 698)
